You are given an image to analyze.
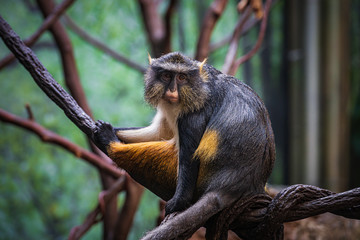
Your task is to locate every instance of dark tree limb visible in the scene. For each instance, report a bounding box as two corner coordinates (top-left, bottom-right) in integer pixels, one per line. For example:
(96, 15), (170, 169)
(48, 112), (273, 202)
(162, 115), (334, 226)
(37, 0), (93, 121)
(231, 185), (360, 240)
(62, 15), (147, 74)
(0, 0), (76, 70)
(0, 15), (95, 136)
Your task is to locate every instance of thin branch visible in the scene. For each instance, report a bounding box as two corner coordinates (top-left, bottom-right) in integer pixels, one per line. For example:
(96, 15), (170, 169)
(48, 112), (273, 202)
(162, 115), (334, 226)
(194, 0), (228, 61)
(209, 16), (258, 52)
(114, 175), (145, 240)
(229, 0), (272, 76)
(68, 175), (126, 240)
(68, 206), (102, 240)
(62, 15), (147, 74)
(222, 6), (253, 74)
(0, 108), (122, 178)
(0, 0), (76, 70)
(25, 103), (34, 121)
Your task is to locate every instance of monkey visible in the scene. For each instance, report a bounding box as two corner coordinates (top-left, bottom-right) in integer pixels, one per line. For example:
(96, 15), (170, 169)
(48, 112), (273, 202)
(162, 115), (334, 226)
(92, 52), (275, 217)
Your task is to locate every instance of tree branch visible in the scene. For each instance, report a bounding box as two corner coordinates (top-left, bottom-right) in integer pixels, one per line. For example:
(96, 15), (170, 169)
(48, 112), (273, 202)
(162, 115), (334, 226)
(68, 175), (126, 240)
(138, 0), (167, 57)
(222, 6), (253, 74)
(228, 0), (272, 76)
(0, 16), (96, 136)
(0, 0), (76, 70)
(163, 0), (178, 55)
(194, 0), (228, 61)
(0, 108), (122, 178)
(208, 16), (258, 53)
(62, 15), (147, 74)
(114, 175), (145, 240)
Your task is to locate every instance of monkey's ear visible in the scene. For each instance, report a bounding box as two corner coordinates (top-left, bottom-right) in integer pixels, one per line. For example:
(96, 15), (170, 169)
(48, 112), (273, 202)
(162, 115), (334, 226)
(148, 52), (153, 65)
(199, 58), (208, 80)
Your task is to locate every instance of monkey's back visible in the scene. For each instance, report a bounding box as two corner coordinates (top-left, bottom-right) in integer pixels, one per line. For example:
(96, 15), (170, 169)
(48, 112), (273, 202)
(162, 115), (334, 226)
(195, 71), (275, 200)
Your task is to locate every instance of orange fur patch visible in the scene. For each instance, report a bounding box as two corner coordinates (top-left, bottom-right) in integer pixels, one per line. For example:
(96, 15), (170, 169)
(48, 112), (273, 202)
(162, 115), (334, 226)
(194, 130), (219, 162)
(107, 141), (178, 199)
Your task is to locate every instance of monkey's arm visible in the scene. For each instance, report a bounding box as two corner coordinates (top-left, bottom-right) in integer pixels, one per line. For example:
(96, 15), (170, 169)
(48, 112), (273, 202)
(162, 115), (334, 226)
(165, 113), (206, 215)
(93, 120), (178, 200)
(115, 110), (173, 143)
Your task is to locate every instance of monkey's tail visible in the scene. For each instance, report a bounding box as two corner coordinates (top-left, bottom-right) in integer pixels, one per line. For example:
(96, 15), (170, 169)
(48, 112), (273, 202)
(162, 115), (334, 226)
(141, 192), (229, 240)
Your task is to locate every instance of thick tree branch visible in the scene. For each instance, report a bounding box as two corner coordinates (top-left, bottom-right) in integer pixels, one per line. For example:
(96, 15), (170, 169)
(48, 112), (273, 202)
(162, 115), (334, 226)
(0, 108), (122, 178)
(142, 185), (360, 240)
(37, 0), (94, 125)
(0, 0), (76, 70)
(0, 15), (96, 136)
(62, 15), (147, 74)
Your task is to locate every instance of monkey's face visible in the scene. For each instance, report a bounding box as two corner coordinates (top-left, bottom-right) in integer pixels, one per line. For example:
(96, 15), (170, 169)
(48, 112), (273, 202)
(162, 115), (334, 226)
(144, 52), (209, 114)
(158, 70), (187, 104)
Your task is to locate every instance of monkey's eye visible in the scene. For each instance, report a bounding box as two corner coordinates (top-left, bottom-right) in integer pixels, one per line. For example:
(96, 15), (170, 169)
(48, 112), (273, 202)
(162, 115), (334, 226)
(161, 72), (172, 82)
(176, 74), (187, 84)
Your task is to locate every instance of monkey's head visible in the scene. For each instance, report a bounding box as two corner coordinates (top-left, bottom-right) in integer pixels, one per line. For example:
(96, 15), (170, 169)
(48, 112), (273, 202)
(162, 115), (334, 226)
(144, 52), (209, 114)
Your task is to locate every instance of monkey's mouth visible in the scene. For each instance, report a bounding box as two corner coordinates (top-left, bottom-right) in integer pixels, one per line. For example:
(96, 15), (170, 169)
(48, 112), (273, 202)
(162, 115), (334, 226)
(164, 91), (179, 103)
(166, 97), (179, 103)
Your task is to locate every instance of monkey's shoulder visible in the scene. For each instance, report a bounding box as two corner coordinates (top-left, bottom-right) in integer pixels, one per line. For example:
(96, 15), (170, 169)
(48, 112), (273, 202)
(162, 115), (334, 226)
(207, 73), (260, 100)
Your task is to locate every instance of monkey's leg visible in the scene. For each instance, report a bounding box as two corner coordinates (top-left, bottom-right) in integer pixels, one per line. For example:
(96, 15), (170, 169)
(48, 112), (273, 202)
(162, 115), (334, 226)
(141, 191), (229, 240)
(108, 141), (178, 200)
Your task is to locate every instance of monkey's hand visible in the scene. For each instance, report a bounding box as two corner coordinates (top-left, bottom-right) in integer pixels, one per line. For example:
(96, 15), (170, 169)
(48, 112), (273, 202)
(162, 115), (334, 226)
(92, 120), (119, 155)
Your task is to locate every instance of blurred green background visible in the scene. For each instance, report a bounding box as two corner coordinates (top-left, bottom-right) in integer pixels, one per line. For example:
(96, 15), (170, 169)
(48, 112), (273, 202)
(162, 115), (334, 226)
(0, 0), (359, 239)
